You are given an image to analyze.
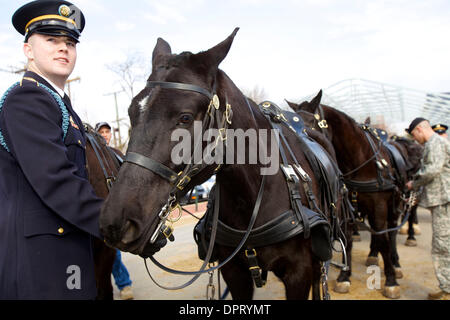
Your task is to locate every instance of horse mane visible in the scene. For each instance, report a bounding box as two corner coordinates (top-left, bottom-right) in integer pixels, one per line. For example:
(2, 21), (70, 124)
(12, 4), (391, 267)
(168, 52), (193, 68)
(320, 104), (360, 128)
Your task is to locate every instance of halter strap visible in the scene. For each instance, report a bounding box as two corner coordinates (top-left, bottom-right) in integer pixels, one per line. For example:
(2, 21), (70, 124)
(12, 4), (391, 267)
(147, 81), (213, 100)
(125, 152), (178, 184)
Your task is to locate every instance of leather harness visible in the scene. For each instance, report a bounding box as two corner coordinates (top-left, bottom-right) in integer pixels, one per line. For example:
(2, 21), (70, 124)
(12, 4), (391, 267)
(84, 124), (122, 190)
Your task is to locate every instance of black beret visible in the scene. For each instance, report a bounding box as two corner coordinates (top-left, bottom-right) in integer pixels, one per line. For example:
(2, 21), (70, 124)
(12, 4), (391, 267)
(432, 124), (448, 134)
(12, 0), (85, 43)
(405, 117), (428, 134)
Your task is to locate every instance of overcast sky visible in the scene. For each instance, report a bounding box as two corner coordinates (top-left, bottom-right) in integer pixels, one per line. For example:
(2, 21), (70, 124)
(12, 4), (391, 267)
(1, 0), (449, 129)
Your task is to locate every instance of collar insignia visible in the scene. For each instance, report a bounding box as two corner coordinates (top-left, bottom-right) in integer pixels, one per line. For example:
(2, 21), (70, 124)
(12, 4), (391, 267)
(70, 116), (79, 130)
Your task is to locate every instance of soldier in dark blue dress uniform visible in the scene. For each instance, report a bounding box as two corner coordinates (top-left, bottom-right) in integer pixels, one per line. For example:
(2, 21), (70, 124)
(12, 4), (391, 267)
(0, 1), (103, 300)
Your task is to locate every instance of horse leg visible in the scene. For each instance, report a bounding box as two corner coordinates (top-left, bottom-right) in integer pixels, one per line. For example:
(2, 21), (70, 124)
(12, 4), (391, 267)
(93, 239), (115, 300)
(352, 224), (361, 242)
(405, 206), (418, 246)
(219, 253), (254, 300)
(388, 229), (403, 279)
(407, 208), (415, 239)
(311, 259), (322, 300)
(366, 234), (380, 266)
(367, 201), (400, 299)
(335, 224), (353, 293)
(376, 232), (400, 298)
(281, 263), (314, 300)
(389, 196), (403, 278)
(276, 244), (315, 300)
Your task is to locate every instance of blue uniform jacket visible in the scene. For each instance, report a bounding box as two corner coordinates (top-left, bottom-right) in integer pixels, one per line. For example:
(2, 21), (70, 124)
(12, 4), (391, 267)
(0, 71), (103, 300)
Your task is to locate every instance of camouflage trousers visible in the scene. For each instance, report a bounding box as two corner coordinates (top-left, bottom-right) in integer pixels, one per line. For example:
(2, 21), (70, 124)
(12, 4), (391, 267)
(431, 202), (450, 293)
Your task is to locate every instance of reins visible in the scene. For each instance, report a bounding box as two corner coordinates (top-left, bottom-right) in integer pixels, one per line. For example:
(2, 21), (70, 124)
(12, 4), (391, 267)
(85, 127), (119, 190)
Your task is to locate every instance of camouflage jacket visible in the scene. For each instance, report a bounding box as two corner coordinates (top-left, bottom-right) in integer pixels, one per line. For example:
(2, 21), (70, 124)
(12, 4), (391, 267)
(413, 133), (450, 207)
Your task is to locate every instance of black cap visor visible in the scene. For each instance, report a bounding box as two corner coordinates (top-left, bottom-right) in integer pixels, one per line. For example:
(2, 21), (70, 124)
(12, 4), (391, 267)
(26, 20), (80, 43)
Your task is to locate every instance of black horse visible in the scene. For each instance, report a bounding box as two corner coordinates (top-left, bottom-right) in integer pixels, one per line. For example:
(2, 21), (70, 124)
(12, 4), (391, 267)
(289, 91), (408, 299)
(99, 29), (342, 300)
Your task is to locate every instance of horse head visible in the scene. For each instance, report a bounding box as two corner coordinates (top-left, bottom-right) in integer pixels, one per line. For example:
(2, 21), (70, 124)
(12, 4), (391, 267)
(390, 136), (424, 178)
(287, 90), (338, 141)
(100, 28), (240, 255)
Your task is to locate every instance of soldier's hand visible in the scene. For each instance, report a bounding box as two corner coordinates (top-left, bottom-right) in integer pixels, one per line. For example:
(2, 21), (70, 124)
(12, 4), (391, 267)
(406, 181), (413, 191)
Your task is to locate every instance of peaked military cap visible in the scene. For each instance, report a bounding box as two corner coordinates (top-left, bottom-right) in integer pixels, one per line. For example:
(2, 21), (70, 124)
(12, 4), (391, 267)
(12, 0), (85, 43)
(405, 117), (427, 134)
(432, 124), (448, 134)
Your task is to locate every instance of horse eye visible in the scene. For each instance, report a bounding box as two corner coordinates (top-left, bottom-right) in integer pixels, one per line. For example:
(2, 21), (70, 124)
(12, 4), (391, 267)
(178, 114), (193, 125)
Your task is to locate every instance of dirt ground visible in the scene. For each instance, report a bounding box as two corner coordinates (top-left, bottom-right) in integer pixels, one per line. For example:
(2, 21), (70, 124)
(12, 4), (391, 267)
(113, 204), (438, 300)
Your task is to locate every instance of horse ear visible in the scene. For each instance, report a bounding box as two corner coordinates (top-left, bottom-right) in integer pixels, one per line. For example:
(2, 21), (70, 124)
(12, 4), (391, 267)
(285, 99), (300, 111)
(364, 117), (371, 125)
(152, 38), (172, 68)
(297, 90), (322, 113)
(310, 90), (323, 109)
(196, 27), (239, 73)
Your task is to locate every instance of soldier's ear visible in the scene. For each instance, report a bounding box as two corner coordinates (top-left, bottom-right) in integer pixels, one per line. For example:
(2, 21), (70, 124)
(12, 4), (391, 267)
(23, 42), (33, 60)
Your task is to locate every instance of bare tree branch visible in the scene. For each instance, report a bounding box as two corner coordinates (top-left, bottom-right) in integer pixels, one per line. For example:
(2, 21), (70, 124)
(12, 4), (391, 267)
(106, 51), (150, 100)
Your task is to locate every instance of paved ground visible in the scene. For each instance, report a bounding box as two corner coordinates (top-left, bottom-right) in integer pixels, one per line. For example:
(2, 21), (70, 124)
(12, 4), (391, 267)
(113, 204), (438, 300)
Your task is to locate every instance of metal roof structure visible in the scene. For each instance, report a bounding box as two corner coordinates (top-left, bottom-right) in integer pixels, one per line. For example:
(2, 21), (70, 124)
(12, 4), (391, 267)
(299, 79), (450, 132)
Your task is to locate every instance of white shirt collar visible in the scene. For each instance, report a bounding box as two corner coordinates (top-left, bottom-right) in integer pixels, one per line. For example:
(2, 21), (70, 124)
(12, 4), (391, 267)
(38, 74), (67, 98)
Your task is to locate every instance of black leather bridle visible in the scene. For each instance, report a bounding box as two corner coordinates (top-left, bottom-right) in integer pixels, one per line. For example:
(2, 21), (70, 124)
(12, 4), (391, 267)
(124, 80), (233, 244)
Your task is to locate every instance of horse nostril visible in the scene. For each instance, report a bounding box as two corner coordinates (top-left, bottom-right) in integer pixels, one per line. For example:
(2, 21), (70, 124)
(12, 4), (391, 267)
(121, 220), (140, 245)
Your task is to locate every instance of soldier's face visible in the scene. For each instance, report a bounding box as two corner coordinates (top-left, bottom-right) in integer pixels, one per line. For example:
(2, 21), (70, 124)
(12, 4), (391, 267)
(23, 34), (77, 83)
(411, 127), (425, 144)
(98, 127), (112, 145)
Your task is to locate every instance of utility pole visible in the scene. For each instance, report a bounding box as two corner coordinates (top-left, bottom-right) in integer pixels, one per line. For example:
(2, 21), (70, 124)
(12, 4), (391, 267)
(66, 77), (80, 100)
(104, 90), (124, 148)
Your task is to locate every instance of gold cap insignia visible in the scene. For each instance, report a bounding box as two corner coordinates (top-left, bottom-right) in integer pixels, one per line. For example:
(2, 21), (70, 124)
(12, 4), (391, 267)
(59, 5), (71, 17)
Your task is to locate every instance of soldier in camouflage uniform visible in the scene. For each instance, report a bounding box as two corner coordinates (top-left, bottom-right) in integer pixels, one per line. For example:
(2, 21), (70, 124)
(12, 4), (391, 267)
(406, 118), (450, 300)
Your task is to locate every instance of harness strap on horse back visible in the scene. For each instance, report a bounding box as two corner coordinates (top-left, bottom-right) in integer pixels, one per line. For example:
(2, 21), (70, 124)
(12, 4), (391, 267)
(280, 165), (311, 238)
